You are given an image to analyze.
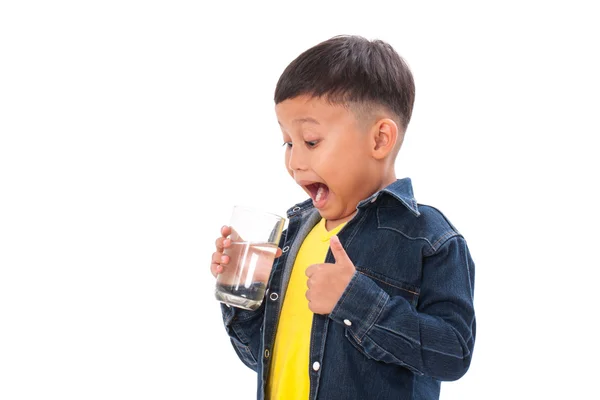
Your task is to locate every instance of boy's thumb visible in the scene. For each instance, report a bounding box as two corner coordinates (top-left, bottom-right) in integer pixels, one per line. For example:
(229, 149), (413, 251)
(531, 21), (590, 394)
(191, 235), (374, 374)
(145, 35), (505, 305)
(330, 235), (351, 264)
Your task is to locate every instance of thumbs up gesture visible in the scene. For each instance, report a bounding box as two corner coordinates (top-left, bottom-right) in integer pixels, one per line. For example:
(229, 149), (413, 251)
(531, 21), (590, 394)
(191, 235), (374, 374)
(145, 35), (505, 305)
(305, 235), (356, 315)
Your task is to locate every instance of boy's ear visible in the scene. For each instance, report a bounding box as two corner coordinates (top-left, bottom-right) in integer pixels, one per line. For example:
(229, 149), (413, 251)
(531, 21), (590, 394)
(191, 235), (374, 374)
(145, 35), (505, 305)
(370, 118), (398, 160)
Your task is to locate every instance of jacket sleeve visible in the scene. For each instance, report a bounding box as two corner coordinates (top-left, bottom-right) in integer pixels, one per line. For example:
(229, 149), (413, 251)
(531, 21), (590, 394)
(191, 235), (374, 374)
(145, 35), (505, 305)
(221, 303), (265, 372)
(329, 235), (476, 381)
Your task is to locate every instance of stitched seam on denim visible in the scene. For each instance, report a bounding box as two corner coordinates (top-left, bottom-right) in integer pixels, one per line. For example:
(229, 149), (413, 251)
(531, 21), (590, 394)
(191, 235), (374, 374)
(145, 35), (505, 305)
(369, 336), (426, 375)
(309, 316), (317, 378)
(351, 330), (362, 344)
(330, 272), (360, 345)
(333, 270), (358, 314)
(232, 323), (251, 344)
(346, 330), (371, 359)
(358, 270), (420, 296)
(376, 209), (434, 251)
(431, 230), (459, 252)
(415, 318), (468, 359)
(419, 318), (424, 374)
(372, 323), (420, 347)
(360, 290), (388, 340)
(313, 315), (329, 398)
(368, 336), (416, 370)
(367, 292), (391, 331)
(418, 204), (461, 235)
(377, 224), (435, 255)
(331, 207), (370, 263)
(429, 234), (465, 259)
(264, 227), (295, 370)
(262, 253), (288, 376)
(265, 253), (289, 366)
(462, 239), (475, 302)
(425, 231), (463, 257)
(223, 308), (235, 326)
(380, 191), (420, 216)
(358, 291), (382, 339)
(239, 344), (256, 364)
(231, 325), (257, 366)
(421, 343), (466, 358)
(446, 324), (472, 358)
(462, 330), (474, 345)
(328, 209), (369, 333)
(282, 210), (320, 296)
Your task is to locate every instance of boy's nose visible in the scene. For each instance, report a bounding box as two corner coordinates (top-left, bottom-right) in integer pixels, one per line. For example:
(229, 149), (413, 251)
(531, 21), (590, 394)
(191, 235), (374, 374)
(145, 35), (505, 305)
(287, 148), (308, 171)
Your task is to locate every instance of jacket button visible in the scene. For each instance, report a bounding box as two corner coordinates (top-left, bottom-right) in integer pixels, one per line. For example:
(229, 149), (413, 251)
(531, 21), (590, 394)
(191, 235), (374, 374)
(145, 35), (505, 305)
(344, 319), (352, 326)
(312, 361), (320, 371)
(282, 246), (290, 253)
(269, 292), (279, 301)
(264, 349), (270, 358)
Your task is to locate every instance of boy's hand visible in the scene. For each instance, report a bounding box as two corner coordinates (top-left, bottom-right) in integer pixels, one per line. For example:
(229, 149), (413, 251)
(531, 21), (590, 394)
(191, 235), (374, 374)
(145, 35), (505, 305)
(305, 235), (356, 315)
(211, 226), (235, 278)
(210, 225), (283, 278)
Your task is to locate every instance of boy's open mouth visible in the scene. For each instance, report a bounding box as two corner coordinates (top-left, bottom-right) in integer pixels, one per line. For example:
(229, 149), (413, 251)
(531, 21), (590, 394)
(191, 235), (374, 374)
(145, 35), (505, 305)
(305, 182), (330, 208)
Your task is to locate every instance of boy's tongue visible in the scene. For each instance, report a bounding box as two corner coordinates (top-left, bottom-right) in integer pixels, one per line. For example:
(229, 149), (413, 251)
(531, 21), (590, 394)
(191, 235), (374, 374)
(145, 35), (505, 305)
(313, 184), (329, 208)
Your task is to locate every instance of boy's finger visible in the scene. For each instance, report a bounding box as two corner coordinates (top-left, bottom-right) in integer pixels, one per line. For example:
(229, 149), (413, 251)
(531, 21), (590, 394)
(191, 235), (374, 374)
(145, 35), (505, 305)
(221, 225), (232, 237)
(215, 237), (232, 252)
(210, 262), (223, 277)
(305, 264), (320, 277)
(275, 247), (283, 258)
(211, 251), (223, 265)
(330, 235), (352, 264)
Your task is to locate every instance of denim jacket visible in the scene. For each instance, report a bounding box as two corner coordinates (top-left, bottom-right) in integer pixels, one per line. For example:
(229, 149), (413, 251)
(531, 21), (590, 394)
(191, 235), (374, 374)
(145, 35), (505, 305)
(220, 178), (476, 400)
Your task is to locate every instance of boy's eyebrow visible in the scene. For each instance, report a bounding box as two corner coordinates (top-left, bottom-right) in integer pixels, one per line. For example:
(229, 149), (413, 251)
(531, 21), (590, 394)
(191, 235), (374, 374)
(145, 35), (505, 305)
(278, 117), (321, 126)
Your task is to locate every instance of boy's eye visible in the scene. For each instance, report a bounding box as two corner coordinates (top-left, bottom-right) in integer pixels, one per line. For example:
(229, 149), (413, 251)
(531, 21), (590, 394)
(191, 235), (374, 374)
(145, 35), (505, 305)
(281, 140), (318, 148)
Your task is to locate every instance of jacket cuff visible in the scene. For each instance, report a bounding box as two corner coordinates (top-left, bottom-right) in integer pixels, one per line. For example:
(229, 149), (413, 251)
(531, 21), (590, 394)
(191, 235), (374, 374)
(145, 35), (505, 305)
(329, 271), (389, 339)
(221, 302), (264, 327)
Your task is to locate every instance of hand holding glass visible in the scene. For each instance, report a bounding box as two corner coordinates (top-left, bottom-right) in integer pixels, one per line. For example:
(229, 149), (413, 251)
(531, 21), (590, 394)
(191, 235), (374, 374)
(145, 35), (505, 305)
(214, 206), (285, 310)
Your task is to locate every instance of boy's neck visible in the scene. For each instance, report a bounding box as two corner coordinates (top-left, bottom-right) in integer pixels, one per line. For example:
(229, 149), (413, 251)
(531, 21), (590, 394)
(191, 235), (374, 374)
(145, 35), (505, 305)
(379, 172), (397, 192)
(325, 213), (356, 232)
(324, 172), (397, 232)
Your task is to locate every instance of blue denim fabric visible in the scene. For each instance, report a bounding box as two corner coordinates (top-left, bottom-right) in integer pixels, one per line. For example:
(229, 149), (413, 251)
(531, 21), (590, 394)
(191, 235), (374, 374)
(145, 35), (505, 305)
(220, 178), (476, 400)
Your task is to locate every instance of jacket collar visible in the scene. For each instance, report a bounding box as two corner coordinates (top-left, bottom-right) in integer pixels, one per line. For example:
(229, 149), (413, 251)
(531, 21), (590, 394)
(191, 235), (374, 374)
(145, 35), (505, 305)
(358, 177), (420, 216)
(287, 177), (420, 218)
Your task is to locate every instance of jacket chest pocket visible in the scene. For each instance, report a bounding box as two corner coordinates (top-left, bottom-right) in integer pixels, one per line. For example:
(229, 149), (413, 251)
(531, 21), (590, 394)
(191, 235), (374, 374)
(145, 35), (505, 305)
(355, 266), (420, 307)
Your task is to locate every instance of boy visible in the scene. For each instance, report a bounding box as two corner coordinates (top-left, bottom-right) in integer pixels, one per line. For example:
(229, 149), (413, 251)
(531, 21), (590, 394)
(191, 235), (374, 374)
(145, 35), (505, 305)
(210, 35), (475, 400)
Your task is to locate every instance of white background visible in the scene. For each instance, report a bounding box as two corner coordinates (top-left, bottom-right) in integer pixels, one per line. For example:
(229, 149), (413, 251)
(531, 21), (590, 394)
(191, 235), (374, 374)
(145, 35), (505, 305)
(1, 1), (599, 399)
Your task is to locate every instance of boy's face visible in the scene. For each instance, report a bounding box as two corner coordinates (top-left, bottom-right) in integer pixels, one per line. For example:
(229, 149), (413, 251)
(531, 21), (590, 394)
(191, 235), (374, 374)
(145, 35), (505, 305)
(276, 95), (379, 224)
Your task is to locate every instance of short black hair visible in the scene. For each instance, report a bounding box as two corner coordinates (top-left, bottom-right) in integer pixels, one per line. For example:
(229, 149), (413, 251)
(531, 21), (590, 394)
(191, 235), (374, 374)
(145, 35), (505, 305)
(274, 35), (415, 130)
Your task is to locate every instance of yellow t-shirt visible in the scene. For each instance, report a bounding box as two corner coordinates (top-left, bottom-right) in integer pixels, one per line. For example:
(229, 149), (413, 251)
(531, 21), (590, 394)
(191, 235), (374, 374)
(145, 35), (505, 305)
(267, 218), (346, 400)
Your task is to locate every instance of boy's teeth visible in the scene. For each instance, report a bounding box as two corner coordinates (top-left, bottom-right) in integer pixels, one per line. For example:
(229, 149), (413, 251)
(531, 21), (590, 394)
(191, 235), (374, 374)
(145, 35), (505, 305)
(315, 186), (323, 202)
